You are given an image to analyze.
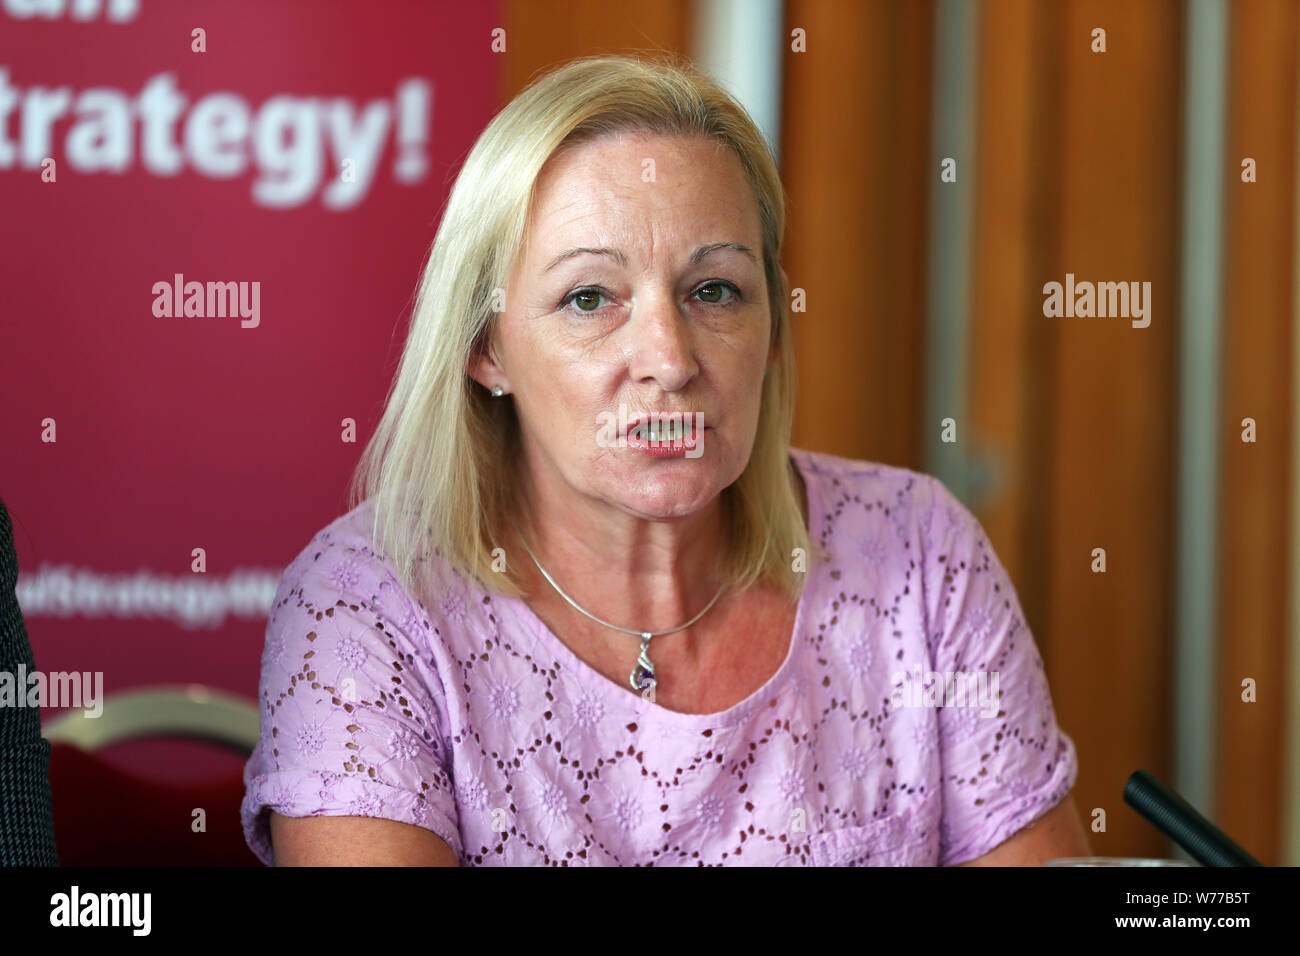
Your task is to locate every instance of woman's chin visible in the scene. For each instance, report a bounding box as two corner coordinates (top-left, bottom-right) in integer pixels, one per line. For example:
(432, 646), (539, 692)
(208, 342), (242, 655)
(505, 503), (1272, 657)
(607, 481), (718, 521)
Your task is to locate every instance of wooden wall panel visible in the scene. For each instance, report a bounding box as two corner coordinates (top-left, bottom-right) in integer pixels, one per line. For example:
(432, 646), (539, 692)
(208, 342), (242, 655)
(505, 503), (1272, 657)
(968, 0), (1184, 858)
(1042, 0), (1183, 859)
(1214, 0), (1296, 866)
(501, 0), (690, 103)
(782, 0), (932, 466)
(970, 0), (1294, 863)
(968, 0), (1044, 634)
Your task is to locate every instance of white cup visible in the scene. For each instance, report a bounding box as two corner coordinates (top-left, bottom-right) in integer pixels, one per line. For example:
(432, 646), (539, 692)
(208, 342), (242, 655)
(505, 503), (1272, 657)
(1044, 856), (1196, 866)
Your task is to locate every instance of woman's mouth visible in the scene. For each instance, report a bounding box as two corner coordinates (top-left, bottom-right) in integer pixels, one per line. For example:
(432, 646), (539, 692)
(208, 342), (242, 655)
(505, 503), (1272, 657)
(625, 415), (707, 457)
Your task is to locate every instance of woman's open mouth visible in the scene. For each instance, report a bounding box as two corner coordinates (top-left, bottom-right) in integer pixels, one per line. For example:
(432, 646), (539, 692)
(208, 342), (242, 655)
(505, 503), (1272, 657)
(626, 415), (708, 457)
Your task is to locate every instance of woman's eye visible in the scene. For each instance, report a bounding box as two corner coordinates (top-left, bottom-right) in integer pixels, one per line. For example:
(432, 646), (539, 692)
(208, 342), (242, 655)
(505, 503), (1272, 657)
(695, 281), (738, 305)
(561, 282), (739, 314)
(562, 288), (607, 313)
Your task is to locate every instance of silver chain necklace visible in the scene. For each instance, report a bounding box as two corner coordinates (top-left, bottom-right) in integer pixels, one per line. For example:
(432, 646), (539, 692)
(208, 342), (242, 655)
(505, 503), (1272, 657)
(515, 528), (728, 694)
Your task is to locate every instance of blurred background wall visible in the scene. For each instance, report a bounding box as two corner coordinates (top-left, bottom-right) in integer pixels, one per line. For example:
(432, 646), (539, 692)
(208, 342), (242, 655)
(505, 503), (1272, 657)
(2, 0), (1294, 865)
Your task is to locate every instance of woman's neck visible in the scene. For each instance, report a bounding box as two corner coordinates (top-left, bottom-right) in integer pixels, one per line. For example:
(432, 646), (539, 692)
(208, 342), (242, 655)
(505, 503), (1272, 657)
(511, 485), (730, 635)
(507, 454), (807, 637)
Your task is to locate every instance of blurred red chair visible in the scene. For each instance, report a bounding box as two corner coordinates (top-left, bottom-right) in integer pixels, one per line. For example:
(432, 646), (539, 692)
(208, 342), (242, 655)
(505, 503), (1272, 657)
(43, 685), (261, 866)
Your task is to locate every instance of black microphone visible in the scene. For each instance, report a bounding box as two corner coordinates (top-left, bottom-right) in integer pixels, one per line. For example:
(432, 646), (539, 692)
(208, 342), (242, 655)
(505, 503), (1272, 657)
(1123, 770), (1262, 866)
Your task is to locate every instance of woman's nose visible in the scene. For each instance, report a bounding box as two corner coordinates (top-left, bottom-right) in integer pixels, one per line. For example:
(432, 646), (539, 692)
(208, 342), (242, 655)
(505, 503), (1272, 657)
(627, 293), (699, 391)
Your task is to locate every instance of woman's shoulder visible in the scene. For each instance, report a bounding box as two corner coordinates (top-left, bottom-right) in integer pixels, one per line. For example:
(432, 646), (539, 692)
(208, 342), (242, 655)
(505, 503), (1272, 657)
(274, 498), (398, 604)
(789, 447), (975, 573)
(270, 497), (479, 648)
(790, 446), (941, 513)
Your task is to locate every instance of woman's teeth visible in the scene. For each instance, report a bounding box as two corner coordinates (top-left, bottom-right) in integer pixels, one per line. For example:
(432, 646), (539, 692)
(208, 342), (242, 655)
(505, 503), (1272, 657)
(634, 420), (689, 441)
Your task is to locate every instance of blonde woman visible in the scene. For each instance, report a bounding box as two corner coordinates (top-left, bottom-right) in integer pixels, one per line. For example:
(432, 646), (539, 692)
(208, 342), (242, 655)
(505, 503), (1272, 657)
(241, 54), (1090, 867)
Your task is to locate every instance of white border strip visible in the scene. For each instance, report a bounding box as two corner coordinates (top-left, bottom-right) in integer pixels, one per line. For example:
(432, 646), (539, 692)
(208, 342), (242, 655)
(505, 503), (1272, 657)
(1173, 0), (1229, 839)
(922, 0), (977, 499)
(691, 0), (784, 165)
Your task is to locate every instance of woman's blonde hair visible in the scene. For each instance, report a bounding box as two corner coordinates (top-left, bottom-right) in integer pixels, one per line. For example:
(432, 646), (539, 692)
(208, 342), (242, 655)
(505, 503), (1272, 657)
(349, 53), (808, 606)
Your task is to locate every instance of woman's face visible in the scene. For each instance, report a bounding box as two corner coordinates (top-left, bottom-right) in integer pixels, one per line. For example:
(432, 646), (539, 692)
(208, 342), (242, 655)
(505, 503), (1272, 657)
(476, 130), (775, 524)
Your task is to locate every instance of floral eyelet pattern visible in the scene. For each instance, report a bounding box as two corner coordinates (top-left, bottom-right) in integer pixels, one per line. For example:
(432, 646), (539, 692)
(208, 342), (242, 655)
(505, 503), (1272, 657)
(241, 448), (1077, 866)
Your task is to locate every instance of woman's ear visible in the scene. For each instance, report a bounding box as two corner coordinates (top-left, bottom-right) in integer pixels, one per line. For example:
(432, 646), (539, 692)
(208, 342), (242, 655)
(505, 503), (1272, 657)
(467, 335), (509, 393)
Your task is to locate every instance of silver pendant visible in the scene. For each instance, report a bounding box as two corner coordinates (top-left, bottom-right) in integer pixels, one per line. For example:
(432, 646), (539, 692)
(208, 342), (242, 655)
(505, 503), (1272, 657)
(629, 632), (657, 692)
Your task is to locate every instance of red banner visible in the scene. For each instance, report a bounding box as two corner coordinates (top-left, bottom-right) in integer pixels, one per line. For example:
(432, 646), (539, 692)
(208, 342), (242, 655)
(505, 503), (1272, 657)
(0, 0), (501, 778)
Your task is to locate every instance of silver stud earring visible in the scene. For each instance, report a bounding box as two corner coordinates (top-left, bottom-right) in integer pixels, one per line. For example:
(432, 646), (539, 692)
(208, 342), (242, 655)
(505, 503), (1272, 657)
(490, 385), (504, 397)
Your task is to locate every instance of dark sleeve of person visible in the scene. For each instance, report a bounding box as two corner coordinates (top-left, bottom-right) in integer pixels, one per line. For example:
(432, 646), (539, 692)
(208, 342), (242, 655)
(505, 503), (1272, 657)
(0, 499), (59, 866)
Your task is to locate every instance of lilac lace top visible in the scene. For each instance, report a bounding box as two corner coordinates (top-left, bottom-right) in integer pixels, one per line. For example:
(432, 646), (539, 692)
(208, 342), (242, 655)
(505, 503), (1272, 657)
(241, 447), (1078, 866)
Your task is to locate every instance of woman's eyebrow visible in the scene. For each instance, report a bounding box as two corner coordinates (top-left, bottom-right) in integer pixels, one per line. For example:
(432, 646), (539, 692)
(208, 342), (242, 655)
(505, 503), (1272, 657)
(690, 242), (757, 265)
(545, 246), (628, 271)
(543, 242), (756, 273)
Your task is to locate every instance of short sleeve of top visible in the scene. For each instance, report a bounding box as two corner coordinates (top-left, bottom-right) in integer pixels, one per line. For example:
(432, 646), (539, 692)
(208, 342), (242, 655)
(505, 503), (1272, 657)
(918, 475), (1078, 865)
(240, 521), (462, 865)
